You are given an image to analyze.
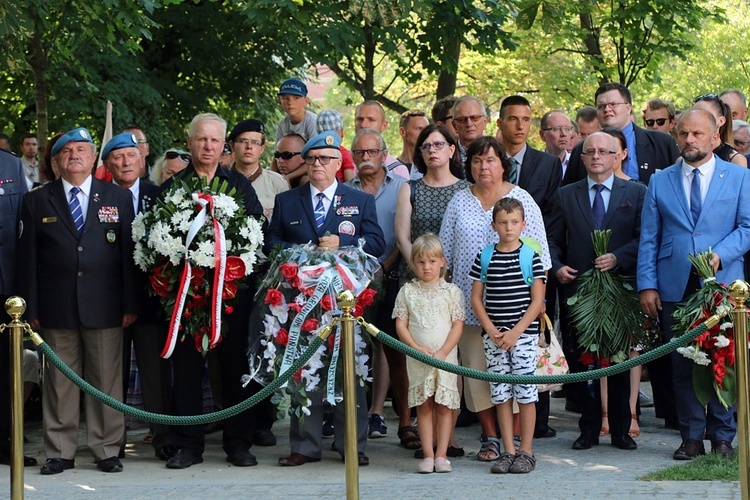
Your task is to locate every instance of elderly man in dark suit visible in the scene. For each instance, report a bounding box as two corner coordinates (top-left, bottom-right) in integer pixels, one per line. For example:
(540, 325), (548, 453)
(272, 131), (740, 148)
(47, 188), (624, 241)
(0, 147), (33, 467)
(549, 131), (646, 451)
(266, 130), (385, 467)
(103, 132), (174, 461)
(18, 127), (138, 475)
(497, 94), (562, 438)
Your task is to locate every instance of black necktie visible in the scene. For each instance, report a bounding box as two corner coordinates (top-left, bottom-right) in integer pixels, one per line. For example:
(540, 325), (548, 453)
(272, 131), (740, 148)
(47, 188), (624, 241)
(592, 184), (605, 229)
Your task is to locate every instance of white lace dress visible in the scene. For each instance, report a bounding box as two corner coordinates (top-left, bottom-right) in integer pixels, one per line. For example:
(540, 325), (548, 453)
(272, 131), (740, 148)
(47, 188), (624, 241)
(392, 278), (466, 409)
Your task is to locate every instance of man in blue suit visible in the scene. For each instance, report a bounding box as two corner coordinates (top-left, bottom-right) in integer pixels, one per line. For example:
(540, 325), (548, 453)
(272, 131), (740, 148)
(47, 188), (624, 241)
(638, 109), (750, 460)
(266, 130), (385, 467)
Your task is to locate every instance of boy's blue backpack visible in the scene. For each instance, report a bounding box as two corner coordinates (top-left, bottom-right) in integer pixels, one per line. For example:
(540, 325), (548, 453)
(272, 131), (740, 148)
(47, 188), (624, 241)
(479, 237), (541, 287)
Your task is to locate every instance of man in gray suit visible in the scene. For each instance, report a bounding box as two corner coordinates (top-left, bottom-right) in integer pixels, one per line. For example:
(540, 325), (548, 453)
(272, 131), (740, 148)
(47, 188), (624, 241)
(18, 128), (138, 475)
(548, 132), (646, 451)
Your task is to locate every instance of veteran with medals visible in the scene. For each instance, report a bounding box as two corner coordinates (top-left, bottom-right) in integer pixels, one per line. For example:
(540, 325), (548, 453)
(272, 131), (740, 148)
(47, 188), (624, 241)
(18, 127), (138, 475)
(266, 130), (385, 466)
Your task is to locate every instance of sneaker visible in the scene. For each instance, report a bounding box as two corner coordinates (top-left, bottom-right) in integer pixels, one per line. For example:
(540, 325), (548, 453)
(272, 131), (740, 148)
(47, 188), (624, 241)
(368, 414), (387, 438)
(638, 390), (654, 408)
(322, 416), (334, 439)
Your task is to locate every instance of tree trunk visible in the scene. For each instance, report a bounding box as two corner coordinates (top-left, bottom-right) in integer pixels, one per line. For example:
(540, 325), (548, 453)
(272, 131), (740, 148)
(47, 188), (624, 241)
(363, 23), (376, 101)
(30, 25), (49, 172)
(436, 35), (461, 99)
(579, 13), (611, 86)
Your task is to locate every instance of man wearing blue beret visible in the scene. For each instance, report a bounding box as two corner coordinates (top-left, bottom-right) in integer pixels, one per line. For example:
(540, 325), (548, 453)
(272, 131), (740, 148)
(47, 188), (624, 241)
(18, 127), (138, 474)
(266, 130), (385, 467)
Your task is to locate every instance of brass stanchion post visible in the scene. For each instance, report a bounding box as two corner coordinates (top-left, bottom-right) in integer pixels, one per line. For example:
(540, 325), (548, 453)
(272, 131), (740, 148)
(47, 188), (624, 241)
(6, 296), (27, 500)
(337, 290), (359, 500)
(729, 280), (750, 500)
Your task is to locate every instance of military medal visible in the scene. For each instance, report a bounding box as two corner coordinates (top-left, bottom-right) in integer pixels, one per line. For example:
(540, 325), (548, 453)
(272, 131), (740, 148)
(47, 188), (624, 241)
(338, 221), (355, 235)
(106, 230), (116, 243)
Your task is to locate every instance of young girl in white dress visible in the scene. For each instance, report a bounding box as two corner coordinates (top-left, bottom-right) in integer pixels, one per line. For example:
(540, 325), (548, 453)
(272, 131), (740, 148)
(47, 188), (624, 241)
(393, 233), (465, 474)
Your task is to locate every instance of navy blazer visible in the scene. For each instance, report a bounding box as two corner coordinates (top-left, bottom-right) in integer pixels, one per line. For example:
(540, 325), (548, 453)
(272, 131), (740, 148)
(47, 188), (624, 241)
(564, 125), (679, 186)
(0, 149), (27, 295)
(18, 177), (138, 329)
(265, 182), (385, 257)
(518, 145), (562, 234)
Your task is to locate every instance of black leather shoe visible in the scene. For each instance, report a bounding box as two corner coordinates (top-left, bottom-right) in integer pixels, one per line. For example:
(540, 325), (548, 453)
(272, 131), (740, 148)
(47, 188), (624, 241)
(711, 440), (734, 457)
(166, 449), (204, 469)
(253, 429), (277, 447)
(611, 434), (637, 450)
(226, 449), (258, 467)
(673, 439), (705, 460)
(572, 434), (599, 450)
(156, 445), (177, 461)
(0, 449), (37, 467)
(278, 453), (320, 466)
(357, 452), (369, 466)
(40, 458), (75, 475)
(96, 457), (123, 473)
(534, 426), (557, 438)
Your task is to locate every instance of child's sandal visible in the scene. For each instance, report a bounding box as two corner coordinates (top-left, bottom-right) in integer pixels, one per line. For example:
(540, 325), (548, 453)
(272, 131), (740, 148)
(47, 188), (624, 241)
(509, 451), (536, 473)
(490, 452), (515, 474)
(629, 413), (641, 437)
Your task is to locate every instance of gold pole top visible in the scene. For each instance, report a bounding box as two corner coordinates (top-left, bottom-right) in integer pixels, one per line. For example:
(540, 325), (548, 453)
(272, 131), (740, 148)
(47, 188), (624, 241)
(729, 280), (750, 304)
(337, 290), (356, 312)
(4, 296), (26, 320)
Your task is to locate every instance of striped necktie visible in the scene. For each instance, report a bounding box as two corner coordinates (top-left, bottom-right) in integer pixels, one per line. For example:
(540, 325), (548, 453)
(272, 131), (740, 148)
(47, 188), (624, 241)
(314, 192), (326, 230)
(592, 184), (606, 229)
(69, 186), (84, 237)
(508, 157), (519, 184)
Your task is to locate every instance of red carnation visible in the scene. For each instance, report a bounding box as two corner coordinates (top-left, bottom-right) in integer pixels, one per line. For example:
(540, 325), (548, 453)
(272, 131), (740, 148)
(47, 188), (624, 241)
(356, 288), (377, 308)
(279, 263), (299, 282)
(276, 328), (289, 347)
(302, 318), (320, 333)
(265, 289), (284, 307)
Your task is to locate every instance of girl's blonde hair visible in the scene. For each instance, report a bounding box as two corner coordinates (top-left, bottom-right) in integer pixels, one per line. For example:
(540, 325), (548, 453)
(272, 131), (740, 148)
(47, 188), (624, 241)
(410, 233), (445, 275)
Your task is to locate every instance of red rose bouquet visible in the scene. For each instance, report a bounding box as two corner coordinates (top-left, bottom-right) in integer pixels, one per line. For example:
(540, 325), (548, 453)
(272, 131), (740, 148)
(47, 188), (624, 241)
(249, 243), (379, 418)
(132, 176), (264, 356)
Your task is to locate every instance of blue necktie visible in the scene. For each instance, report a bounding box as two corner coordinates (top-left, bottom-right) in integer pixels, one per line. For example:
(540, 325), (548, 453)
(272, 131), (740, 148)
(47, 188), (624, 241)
(69, 186), (84, 237)
(508, 157), (519, 184)
(690, 168), (701, 224)
(314, 192), (326, 230)
(592, 184), (606, 229)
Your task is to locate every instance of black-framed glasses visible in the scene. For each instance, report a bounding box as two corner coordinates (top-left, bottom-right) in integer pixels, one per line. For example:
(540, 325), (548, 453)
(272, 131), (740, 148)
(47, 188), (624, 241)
(352, 148), (383, 158)
(419, 141), (448, 152)
(644, 118), (668, 127)
(165, 151), (191, 163)
(453, 114), (486, 125)
(694, 93), (720, 103)
(581, 149), (617, 157)
(541, 126), (575, 134)
(304, 155), (339, 165)
(274, 151), (301, 160)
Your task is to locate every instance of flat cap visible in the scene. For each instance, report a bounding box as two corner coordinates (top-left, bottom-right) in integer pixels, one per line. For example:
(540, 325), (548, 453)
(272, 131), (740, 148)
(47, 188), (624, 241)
(101, 132), (139, 160)
(228, 119), (265, 142)
(51, 127), (94, 156)
(301, 131), (341, 158)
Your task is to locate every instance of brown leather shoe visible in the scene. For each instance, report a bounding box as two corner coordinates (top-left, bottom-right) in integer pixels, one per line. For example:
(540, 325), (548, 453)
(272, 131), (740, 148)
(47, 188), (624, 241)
(711, 440), (734, 457)
(673, 439), (705, 460)
(278, 453), (320, 466)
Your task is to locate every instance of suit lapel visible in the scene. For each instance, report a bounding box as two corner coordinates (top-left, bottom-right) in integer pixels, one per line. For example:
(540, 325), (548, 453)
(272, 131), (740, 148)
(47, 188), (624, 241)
(573, 181), (595, 231)
(320, 184), (344, 235)
(519, 145), (537, 186)
(299, 183), (318, 232)
(601, 177), (626, 229)
(48, 180), (80, 238)
(83, 178), (103, 237)
(698, 161), (729, 225)
(669, 163), (692, 223)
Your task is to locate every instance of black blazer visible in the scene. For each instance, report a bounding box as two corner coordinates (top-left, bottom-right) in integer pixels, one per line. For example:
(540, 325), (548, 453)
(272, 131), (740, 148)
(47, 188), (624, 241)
(136, 179), (162, 324)
(18, 177), (138, 329)
(518, 145), (562, 234)
(547, 176), (646, 294)
(563, 125), (679, 186)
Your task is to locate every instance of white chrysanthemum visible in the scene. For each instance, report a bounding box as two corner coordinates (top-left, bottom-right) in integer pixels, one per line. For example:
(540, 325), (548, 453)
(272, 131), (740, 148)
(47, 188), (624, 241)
(239, 251), (257, 275)
(132, 212), (147, 242)
(213, 193), (239, 220)
(240, 217), (264, 248)
(715, 334), (730, 348)
(170, 210), (192, 233)
(133, 246), (154, 272)
(166, 188), (188, 207)
(189, 248), (215, 268)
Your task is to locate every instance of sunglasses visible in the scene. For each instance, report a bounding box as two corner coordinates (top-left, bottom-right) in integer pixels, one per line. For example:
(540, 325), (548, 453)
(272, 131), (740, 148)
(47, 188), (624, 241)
(165, 151), (191, 163)
(274, 151), (301, 160)
(693, 93), (720, 103)
(644, 118), (668, 127)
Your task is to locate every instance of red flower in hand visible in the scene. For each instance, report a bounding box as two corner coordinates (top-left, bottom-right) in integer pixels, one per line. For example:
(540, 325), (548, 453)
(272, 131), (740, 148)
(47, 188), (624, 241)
(265, 289), (284, 307)
(302, 318), (319, 333)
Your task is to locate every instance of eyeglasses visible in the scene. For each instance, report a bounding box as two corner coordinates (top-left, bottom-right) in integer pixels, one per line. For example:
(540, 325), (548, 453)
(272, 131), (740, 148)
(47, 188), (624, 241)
(136, 139), (148, 145)
(542, 126), (575, 134)
(453, 114), (486, 125)
(694, 93), (720, 103)
(442, 115), (453, 122)
(595, 102), (628, 111)
(235, 138), (263, 147)
(644, 118), (669, 127)
(581, 149), (617, 157)
(274, 151), (301, 160)
(304, 155), (339, 165)
(165, 151), (191, 163)
(419, 141), (449, 152)
(352, 148), (383, 158)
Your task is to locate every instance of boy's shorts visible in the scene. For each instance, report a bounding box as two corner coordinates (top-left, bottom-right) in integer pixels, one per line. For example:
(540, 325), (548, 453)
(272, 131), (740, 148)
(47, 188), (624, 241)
(483, 332), (539, 405)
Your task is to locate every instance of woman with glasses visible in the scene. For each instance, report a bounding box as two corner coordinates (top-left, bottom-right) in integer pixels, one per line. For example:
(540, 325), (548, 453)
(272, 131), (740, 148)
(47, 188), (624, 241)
(439, 136), (550, 463)
(150, 149), (191, 185)
(693, 95), (748, 167)
(394, 124), (469, 455)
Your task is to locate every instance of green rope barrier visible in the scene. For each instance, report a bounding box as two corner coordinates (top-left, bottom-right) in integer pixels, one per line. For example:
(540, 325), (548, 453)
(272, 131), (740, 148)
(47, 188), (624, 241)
(371, 320), (710, 385)
(35, 336), (325, 426)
